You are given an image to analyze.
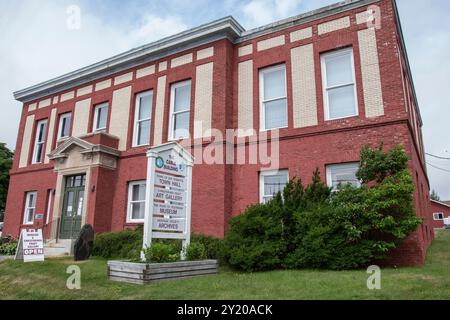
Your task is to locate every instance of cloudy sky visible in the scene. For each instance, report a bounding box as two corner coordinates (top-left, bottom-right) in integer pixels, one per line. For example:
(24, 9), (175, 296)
(0, 0), (449, 198)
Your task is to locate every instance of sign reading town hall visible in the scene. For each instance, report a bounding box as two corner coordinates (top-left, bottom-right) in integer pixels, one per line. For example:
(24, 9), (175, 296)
(141, 142), (194, 261)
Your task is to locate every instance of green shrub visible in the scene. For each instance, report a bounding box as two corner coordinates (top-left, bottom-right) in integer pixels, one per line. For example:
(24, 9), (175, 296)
(191, 234), (223, 260)
(144, 242), (180, 263)
(185, 242), (207, 261)
(222, 144), (422, 271)
(92, 227), (142, 260)
(0, 241), (17, 256)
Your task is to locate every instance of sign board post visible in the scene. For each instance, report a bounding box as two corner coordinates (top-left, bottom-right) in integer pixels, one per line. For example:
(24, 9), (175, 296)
(141, 142), (194, 261)
(14, 229), (45, 262)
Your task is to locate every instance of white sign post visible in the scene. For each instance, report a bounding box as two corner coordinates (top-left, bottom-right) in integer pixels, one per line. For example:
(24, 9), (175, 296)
(141, 142), (194, 261)
(14, 229), (45, 262)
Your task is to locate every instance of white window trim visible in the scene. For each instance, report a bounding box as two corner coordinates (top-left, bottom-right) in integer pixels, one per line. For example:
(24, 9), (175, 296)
(32, 119), (48, 164)
(57, 113), (72, 140)
(168, 80), (191, 141)
(45, 189), (54, 225)
(321, 48), (359, 121)
(126, 180), (146, 223)
(23, 191), (37, 225)
(259, 169), (289, 204)
(93, 103), (109, 133)
(433, 212), (444, 221)
(133, 90), (153, 147)
(326, 162), (361, 191)
(259, 64), (288, 131)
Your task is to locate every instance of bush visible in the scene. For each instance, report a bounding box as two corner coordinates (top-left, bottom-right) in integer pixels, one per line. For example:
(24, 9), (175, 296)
(0, 240), (17, 256)
(144, 242), (180, 263)
(92, 227), (142, 260)
(185, 242), (207, 261)
(191, 234), (223, 260)
(222, 144), (422, 271)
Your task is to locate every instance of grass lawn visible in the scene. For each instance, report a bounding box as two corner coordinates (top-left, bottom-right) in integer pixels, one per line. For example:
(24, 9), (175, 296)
(1, 230), (450, 300)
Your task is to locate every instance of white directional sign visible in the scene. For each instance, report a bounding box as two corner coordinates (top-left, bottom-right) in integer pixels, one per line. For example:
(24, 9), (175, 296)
(142, 142), (194, 261)
(15, 229), (45, 263)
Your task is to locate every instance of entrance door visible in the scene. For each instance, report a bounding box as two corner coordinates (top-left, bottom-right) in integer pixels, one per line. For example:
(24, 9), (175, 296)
(60, 174), (86, 239)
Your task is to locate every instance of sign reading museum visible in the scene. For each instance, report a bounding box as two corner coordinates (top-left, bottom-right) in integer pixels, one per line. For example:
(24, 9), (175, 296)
(142, 142), (194, 260)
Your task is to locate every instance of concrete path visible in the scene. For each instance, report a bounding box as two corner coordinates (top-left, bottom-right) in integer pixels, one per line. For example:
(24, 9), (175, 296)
(0, 255), (13, 262)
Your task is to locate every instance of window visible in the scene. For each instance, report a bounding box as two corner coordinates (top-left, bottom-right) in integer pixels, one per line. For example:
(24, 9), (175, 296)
(259, 170), (289, 204)
(434, 212), (444, 221)
(127, 181), (146, 223)
(321, 48), (358, 120)
(32, 119), (48, 164)
(93, 103), (109, 132)
(133, 91), (153, 146)
(326, 162), (360, 191)
(169, 80), (191, 140)
(23, 192), (37, 225)
(58, 113), (72, 140)
(260, 65), (288, 130)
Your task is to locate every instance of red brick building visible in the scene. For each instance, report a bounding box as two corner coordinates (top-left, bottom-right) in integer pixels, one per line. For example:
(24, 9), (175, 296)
(4, 0), (433, 265)
(430, 200), (450, 229)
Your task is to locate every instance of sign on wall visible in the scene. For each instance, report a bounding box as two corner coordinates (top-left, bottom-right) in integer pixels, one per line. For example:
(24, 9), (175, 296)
(14, 229), (45, 263)
(142, 142), (194, 261)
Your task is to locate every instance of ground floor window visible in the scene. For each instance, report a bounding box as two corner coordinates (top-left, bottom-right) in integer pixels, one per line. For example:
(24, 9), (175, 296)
(326, 162), (360, 191)
(23, 191), (37, 225)
(434, 212), (444, 220)
(259, 170), (289, 204)
(127, 181), (146, 223)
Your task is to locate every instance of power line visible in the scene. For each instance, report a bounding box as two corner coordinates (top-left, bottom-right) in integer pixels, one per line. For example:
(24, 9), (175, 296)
(426, 162), (450, 173)
(426, 153), (450, 160)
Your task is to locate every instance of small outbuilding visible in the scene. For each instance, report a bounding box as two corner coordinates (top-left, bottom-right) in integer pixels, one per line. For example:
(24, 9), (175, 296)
(430, 200), (450, 229)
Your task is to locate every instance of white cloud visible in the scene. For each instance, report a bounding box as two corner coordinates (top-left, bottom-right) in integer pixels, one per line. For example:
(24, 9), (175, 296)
(130, 15), (188, 44)
(242, 0), (302, 28)
(0, 1), (187, 151)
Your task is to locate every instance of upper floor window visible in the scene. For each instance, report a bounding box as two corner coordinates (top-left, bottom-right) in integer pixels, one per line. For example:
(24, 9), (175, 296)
(260, 65), (288, 130)
(93, 103), (109, 133)
(326, 162), (360, 191)
(169, 80), (191, 140)
(127, 181), (146, 223)
(133, 91), (153, 147)
(433, 212), (444, 221)
(260, 170), (289, 204)
(23, 191), (37, 225)
(32, 119), (48, 164)
(58, 113), (72, 140)
(321, 48), (358, 120)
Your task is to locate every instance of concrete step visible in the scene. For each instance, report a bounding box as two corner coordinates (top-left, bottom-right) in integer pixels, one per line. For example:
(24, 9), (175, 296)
(44, 239), (73, 257)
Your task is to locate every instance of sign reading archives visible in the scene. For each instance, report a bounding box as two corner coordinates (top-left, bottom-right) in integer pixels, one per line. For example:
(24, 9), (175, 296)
(14, 229), (45, 262)
(142, 142), (194, 261)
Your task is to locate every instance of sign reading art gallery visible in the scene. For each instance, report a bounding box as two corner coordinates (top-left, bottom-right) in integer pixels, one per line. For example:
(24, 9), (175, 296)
(14, 229), (45, 263)
(142, 142), (194, 261)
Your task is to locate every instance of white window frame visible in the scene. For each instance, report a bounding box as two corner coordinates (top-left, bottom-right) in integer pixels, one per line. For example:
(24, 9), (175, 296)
(133, 90), (153, 147)
(321, 48), (359, 121)
(23, 191), (37, 225)
(259, 64), (288, 131)
(259, 169), (289, 204)
(57, 113), (72, 140)
(169, 80), (191, 141)
(45, 189), (54, 225)
(93, 103), (109, 133)
(433, 212), (444, 221)
(126, 180), (146, 223)
(326, 162), (361, 191)
(32, 119), (48, 164)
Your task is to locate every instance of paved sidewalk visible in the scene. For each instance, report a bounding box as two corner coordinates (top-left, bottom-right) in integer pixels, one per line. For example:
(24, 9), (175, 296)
(0, 255), (13, 262)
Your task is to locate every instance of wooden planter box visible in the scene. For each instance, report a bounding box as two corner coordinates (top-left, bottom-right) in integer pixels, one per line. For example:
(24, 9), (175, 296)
(107, 260), (219, 285)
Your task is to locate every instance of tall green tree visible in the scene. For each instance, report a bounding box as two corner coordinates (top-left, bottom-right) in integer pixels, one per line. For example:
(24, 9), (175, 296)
(0, 143), (14, 222)
(430, 189), (440, 201)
